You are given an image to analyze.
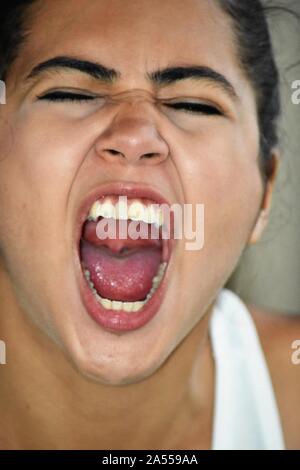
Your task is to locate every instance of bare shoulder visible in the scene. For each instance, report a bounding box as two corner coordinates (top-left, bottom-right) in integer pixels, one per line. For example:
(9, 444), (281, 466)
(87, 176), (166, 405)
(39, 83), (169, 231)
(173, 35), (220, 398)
(246, 303), (300, 450)
(247, 303), (300, 358)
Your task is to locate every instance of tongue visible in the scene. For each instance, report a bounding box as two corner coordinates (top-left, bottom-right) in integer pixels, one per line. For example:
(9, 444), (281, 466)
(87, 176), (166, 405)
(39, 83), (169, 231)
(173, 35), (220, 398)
(80, 219), (162, 302)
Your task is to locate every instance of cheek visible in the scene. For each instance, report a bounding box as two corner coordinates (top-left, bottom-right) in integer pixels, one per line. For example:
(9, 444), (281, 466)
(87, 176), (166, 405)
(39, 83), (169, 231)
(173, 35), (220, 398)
(177, 117), (262, 222)
(174, 120), (263, 292)
(0, 113), (85, 282)
(0, 112), (93, 332)
(0, 111), (85, 226)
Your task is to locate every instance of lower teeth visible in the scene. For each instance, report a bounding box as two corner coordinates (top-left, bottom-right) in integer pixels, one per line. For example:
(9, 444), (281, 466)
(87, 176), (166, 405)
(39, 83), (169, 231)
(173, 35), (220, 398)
(83, 262), (167, 313)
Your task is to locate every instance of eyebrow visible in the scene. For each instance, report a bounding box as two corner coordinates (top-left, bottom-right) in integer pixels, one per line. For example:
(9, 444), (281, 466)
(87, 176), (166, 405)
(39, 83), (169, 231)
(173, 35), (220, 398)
(26, 56), (120, 83)
(26, 56), (239, 101)
(148, 65), (238, 100)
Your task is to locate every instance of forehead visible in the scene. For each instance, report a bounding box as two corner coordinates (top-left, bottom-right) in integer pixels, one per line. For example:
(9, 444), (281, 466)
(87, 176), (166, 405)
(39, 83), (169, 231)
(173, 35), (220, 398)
(15, 0), (242, 87)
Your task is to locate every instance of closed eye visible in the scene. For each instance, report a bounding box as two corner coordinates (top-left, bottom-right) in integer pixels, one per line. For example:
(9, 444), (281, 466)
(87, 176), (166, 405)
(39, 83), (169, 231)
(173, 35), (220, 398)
(163, 102), (223, 116)
(37, 91), (223, 116)
(37, 91), (97, 102)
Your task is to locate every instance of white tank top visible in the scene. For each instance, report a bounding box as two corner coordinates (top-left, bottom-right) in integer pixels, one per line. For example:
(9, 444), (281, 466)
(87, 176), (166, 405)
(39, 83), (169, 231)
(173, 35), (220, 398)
(209, 288), (286, 450)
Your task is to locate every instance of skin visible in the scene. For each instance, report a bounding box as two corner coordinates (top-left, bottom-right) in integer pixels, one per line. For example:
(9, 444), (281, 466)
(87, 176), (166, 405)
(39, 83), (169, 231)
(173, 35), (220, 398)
(0, 0), (298, 449)
(248, 305), (300, 450)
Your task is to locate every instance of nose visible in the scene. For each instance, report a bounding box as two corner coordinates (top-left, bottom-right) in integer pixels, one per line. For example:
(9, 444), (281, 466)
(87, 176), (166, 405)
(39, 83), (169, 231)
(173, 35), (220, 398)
(94, 90), (169, 165)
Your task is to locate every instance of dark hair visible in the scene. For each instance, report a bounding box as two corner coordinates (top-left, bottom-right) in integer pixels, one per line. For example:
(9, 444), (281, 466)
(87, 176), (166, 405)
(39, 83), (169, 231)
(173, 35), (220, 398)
(0, 0), (288, 185)
(219, 0), (281, 186)
(0, 1), (35, 79)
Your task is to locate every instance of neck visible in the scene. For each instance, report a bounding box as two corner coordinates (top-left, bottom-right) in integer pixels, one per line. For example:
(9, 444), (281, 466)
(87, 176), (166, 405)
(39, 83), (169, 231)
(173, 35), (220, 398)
(0, 268), (215, 450)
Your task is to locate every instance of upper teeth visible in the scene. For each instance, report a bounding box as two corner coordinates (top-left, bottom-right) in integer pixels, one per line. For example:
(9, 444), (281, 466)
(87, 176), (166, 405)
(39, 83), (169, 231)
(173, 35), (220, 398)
(87, 197), (164, 227)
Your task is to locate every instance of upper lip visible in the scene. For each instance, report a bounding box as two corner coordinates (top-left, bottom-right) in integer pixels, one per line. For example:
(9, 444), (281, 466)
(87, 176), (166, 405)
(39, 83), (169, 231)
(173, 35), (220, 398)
(75, 181), (173, 251)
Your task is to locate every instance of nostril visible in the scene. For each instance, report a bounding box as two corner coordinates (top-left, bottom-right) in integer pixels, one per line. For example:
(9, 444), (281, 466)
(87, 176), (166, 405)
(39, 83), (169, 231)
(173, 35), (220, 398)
(142, 153), (158, 159)
(104, 149), (159, 160)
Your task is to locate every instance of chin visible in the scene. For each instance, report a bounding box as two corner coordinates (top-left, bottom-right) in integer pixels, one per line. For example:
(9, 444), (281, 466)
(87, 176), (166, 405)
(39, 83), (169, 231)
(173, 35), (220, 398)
(63, 334), (165, 386)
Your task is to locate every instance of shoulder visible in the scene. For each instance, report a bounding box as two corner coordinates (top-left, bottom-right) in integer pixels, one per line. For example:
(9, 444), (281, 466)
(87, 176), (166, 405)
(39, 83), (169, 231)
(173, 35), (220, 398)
(246, 303), (300, 450)
(247, 303), (300, 361)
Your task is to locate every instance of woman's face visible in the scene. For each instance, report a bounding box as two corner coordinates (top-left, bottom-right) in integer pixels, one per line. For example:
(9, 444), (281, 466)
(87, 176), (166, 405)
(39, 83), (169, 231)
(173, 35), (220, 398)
(0, 0), (265, 384)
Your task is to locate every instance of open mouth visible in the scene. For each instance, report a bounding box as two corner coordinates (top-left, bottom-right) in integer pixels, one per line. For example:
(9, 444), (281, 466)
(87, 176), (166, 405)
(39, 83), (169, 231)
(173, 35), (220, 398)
(76, 185), (174, 333)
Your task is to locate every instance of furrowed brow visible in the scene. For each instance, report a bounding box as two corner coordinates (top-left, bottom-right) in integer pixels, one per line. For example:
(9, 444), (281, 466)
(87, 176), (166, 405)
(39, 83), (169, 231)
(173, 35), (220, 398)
(25, 56), (238, 102)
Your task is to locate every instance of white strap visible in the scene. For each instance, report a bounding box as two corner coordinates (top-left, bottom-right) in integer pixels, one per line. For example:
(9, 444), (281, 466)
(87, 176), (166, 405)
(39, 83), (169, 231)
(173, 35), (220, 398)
(210, 289), (286, 450)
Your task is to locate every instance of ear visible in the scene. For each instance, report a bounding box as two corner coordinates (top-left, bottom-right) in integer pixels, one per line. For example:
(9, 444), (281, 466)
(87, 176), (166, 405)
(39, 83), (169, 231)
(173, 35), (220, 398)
(248, 149), (280, 245)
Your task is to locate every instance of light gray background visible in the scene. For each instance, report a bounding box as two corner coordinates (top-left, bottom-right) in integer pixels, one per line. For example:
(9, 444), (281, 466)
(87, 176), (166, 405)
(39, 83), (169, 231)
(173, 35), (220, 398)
(226, 1), (300, 313)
